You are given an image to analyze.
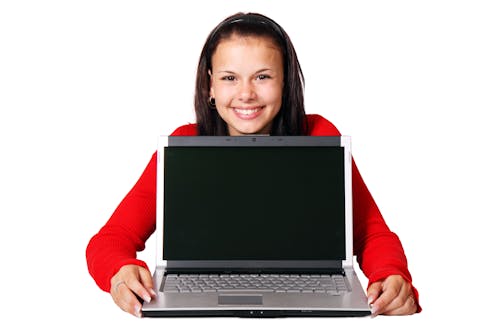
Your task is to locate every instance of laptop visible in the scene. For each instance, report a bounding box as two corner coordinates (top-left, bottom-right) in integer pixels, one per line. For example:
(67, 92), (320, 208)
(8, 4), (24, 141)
(142, 135), (371, 317)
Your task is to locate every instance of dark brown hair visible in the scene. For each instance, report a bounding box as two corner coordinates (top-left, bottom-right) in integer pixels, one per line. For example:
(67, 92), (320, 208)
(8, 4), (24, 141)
(194, 12), (307, 136)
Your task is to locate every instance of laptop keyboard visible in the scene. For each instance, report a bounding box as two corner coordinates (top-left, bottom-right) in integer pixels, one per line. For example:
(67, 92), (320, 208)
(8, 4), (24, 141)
(162, 274), (348, 294)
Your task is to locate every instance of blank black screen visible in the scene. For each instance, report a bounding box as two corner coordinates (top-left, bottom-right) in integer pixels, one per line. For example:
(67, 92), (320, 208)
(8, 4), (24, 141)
(164, 146), (345, 261)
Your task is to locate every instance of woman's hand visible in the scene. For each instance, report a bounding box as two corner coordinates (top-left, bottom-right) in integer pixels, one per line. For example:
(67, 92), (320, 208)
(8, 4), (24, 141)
(367, 275), (418, 316)
(110, 264), (156, 317)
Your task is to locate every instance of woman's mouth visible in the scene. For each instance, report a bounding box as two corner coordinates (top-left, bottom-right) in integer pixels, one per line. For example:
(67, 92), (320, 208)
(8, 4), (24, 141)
(233, 107), (263, 120)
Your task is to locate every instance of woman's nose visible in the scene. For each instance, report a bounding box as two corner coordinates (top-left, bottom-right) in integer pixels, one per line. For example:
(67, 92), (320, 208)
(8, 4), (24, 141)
(238, 81), (257, 101)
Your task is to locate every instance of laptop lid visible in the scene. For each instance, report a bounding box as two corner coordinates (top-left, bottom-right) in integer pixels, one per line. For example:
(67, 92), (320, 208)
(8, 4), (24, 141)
(155, 136), (353, 274)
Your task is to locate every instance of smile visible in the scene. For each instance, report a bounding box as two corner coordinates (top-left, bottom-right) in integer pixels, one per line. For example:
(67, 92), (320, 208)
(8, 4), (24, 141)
(232, 107), (263, 120)
(234, 108), (261, 115)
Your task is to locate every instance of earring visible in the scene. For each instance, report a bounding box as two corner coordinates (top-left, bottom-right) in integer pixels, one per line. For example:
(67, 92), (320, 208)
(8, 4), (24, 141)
(208, 96), (216, 108)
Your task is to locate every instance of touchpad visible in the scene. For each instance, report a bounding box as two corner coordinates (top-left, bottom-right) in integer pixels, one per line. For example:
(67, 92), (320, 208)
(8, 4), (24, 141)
(218, 295), (263, 305)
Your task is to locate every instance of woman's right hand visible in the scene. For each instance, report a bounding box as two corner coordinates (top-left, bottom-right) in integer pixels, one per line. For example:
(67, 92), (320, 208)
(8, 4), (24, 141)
(110, 264), (156, 317)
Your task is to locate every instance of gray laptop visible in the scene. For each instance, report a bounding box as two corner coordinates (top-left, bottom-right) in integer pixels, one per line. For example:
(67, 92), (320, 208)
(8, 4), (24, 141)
(142, 135), (371, 317)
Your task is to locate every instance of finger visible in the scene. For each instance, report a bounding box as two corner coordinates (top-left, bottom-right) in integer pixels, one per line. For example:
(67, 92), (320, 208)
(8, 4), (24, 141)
(375, 281), (407, 315)
(138, 267), (156, 297)
(382, 277), (416, 314)
(370, 280), (401, 316)
(383, 293), (418, 316)
(112, 281), (143, 317)
(366, 281), (383, 306)
(126, 276), (153, 304)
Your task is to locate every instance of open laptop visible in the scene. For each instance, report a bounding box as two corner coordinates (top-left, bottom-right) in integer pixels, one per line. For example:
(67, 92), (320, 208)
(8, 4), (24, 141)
(142, 135), (371, 317)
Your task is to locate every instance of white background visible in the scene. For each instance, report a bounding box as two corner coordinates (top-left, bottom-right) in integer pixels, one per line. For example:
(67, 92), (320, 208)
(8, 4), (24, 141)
(1, 0), (499, 331)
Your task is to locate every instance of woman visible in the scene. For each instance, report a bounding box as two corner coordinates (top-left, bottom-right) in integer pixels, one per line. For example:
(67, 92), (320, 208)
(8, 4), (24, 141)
(86, 12), (420, 318)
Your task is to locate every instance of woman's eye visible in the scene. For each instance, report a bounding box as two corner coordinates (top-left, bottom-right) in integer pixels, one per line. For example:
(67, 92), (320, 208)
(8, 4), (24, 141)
(222, 75), (236, 81)
(257, 74), (270, 80)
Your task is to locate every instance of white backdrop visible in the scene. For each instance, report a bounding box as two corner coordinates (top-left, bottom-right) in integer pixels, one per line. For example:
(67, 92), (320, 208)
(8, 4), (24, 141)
(1, 1), (499, 331)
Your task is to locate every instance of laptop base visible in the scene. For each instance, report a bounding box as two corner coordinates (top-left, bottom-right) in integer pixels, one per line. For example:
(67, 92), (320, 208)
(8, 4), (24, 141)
(143, 309), (371, 318)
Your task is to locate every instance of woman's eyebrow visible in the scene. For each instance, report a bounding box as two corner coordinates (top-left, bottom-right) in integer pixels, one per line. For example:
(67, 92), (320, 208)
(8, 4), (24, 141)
(215, 70), (236, 74)
(255, 68), (273, 74)
(215, 68), (273, 74)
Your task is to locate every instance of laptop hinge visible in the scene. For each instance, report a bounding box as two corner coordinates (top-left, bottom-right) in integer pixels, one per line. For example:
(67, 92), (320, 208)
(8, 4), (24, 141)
(164, 267), (345, 276)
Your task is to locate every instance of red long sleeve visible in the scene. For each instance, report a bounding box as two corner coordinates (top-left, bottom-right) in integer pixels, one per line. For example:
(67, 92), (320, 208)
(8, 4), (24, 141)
(86, 124), (194, 292)
(86, 153), (156, 292)
(86, 115), (420, 311)
(308, 115), (420, 311)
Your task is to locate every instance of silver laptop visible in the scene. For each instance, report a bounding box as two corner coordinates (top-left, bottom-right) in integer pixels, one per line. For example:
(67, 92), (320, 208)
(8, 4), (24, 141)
(142, 135), (370, 317)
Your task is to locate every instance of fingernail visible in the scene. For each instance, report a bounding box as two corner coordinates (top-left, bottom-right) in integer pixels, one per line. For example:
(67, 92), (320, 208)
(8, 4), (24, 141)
(370, 305), (379, 318)
(149, 288), (157, 297)
(367, 295), (374, 305)
(134, 304), (142, 318)
(143, 294), (152, 303)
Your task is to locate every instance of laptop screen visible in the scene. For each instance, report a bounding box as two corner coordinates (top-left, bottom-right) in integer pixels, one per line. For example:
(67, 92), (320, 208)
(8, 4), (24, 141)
(163, 142), (346, 262)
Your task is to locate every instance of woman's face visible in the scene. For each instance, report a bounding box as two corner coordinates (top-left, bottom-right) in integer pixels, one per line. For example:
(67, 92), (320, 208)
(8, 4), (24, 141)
(210, 35), (284, 136)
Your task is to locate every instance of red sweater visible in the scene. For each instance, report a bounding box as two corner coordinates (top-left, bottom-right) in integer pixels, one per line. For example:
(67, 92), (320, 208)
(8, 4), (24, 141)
(86, 114), (420, 310)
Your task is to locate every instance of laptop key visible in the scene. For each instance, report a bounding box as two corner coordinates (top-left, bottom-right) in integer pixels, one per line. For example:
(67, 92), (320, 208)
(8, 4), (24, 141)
(201, 289), (217, 293)
(165, 289), (179, 293)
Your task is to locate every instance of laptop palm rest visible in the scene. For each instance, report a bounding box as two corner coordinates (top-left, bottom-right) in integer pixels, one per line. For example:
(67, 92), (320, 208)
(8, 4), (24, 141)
(218, 295), (263, 305)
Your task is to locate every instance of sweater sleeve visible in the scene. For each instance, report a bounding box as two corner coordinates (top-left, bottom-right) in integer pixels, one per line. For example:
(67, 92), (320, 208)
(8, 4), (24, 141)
(307, 114), (421, 311)
(352, 159), (420, 311)
(86, 152), (157, 292)
(85, 124), (198, 292)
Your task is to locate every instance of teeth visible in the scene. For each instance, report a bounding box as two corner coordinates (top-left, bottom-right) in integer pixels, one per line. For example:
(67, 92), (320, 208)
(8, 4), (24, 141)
(235, 108), (259, 115)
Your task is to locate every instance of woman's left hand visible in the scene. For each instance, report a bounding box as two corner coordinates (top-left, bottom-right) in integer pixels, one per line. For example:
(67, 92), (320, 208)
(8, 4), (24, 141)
(367, 275), (418, 316)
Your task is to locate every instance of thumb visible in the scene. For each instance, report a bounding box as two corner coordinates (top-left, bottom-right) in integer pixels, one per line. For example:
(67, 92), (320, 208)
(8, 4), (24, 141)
(138, 267), (156, 295)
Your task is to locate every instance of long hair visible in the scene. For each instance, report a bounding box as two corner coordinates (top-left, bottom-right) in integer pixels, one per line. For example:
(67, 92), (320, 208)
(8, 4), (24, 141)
(194, 12), (307, 136)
